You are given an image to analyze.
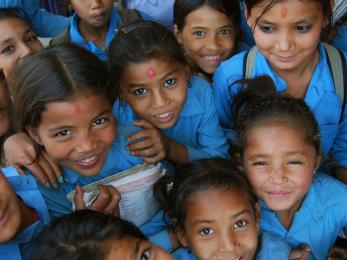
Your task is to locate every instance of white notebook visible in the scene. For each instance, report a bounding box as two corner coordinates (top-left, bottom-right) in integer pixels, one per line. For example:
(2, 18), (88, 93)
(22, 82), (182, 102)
(67, 163), (165, 226)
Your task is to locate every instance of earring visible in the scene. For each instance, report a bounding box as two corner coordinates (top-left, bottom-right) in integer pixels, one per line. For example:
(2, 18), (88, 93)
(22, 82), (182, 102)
(283, 177), (288, 182)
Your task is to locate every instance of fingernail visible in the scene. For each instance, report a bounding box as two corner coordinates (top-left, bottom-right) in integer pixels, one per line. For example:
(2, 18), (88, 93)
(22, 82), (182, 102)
(58, 176), (64, 184)
(45, 182), (51, 189)
(53, 182), (58, 189)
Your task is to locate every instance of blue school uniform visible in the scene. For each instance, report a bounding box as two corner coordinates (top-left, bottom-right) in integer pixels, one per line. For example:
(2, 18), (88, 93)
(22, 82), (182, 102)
(171, 232), (291, 260)
(260, 173), (347, 259)
(113, 75), (230, 162)
(0, 0), (70, 37)
(35, 126), (143, 219)
(0, 170), (50, 260)
(332, 23), (347, 52)
(213, 43), (347, 168)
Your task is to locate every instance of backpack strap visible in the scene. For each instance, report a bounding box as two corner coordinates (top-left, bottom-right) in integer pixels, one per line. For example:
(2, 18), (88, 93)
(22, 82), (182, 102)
(49, 26), (71, 46)
(324, 43), (347, 123)
(117, 8), (143, 27)
(242, 46), (258, 89)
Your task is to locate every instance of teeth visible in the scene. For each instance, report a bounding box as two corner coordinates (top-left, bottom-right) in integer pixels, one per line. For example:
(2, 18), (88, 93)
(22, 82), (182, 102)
(158, 112), (171, 118)
(80, 156), (96, 163)
(204, 55), (221, 61)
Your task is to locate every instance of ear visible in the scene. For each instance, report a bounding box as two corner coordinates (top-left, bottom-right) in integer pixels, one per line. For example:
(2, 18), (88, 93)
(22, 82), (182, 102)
(174, 224), (190, 248)
(25, 126), (42, 145)
(254, 202), (261, 233)
(174, 24), (183, 44)
(244, 6), (253, 29)
(314, 150), (323, 171)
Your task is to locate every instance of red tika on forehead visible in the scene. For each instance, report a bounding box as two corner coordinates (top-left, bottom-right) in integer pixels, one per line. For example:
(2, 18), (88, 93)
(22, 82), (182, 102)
(147, 67), (156, 77)
(280, 5), (288, 18)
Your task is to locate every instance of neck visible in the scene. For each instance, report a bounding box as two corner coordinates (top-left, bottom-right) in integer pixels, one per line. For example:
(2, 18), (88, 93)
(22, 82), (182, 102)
(78, 20), (109, 47)
(17, 197), (37, 233)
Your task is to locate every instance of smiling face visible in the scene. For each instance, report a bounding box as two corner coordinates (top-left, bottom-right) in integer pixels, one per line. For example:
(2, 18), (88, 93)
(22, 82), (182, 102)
(246, 0), (326, 73)
(71, 0), (113, 30)
(0, 17), (43, 78)
(27, 93), (115, 177)
(0, 172), (21, 243)
(105, 236), (173, 260)
(175, 4), (235, 75)
(242, 122), (320, 216)
(178, 187), (258, 260)
(120, 58), (189, 129)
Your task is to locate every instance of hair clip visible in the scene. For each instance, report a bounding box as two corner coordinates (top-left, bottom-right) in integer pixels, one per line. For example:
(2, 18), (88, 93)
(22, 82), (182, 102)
(166, 181), (174, 196)
(119, 21), (154, 34)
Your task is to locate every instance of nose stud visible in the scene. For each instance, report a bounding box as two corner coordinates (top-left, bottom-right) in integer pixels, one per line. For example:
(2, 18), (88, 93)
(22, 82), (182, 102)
(235, 241), (240, 246)
(283, 177), (288, 182)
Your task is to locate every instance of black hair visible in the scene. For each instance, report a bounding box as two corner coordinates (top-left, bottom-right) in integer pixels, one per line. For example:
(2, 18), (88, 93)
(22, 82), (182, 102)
(244, 0), (332, 38)
(9, 43), (114, 130)
(154, 158), (256, 230)
(0, 8), (24, 22)
(108, 21), (187, 98)
(31, 210), (146, 260)
(233, 76), (321, 155)
(174, 0), (241, 38)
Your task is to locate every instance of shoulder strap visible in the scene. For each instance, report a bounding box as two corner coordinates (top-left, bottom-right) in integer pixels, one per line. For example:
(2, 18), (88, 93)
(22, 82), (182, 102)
(50, 26), (71, 46)
(118, 8), (143, 27)
(323, 43), (347, 123)
(242, 46), (258, 89)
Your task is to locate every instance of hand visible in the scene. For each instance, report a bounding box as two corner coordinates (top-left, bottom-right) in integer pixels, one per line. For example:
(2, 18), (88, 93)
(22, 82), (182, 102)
(127, 120), (171, 164)
(74, 184), (121, 216)
(289, 244), (311, 260)
(4, 133), (63, 187)
(328, 246), (347, 260)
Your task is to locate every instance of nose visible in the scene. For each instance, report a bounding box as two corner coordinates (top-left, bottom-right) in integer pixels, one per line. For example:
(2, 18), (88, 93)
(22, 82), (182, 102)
(91, 0), (103, 9)
(275, 30), (294, 52)
(268, 165), (287, 184)
(206, 34), (219, 51)
(218, 231), (238, 252)
(18, 42), (34, 58)
(151, 89), (170, 108)
(75, 131), (97, 153)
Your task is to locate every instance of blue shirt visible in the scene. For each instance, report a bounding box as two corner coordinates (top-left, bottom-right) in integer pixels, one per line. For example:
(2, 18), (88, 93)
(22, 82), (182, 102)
(213, 43), (347, 168)
(171, 232), (291, 260)
(113, 76), (230, 162)
(0, 0), (70, 37)
(260, 173), (347, 259)
(37, 127), (143, 220)
(126, 0), (174, 29)
(0, 169), (50, 260)
(332, 23), (347, 52)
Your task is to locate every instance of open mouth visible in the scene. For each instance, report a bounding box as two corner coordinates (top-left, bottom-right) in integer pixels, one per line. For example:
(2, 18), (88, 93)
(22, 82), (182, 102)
(203, 54), (223, 64)
(154, 110), (174, 123)
(76, 154), (99, 168)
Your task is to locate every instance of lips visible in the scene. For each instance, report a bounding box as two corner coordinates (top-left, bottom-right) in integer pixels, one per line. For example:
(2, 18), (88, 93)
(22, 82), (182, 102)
(76, 154), (99, 168)
(266, 190), (290, 198)
(203, 54), (223, 64)
(154, 110), (174, 123)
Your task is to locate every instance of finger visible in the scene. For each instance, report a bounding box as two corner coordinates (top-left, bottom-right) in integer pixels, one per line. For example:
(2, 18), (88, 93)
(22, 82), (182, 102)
(127, 128), (153, 144)
(103, 186), (121, 215)
(74, 185), (86, 210)
(141, 153), (164, 164)
(41, 151), (63, 185)
(128, 139), (157, 154)
(133, 119), (155, 129)
(25, 162), (52, 187)
(15, 166), (26, 176)
(89, 185), (110, 211)
(27, 153), (58, 188)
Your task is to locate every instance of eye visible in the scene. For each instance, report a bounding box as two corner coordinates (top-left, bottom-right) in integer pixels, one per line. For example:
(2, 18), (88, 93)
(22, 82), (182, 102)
(140, 249), (150, 260)
(164, 78), (176, 88)
(295, 25), (311, 33)
(258, 25), (275, 33)
(233, 220), (247, 229)
(252, 161), (268, 166)
(133, 88), (147, 96)
(2, 45), (15, 54)
(199, 227), (214, 236)
(26, 34), (39, 43)
(219, 28), (232, 36)
(54, 130), (72, 138)
(193, 31), (205, 37)
(92, 117), (107, 126)
(287, 160), (302, 165)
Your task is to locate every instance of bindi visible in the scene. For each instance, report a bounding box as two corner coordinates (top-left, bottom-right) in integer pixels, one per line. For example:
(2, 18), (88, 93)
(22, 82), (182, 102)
(74, 104), (82, 115)
(280, 6), (288, 18)
(147, 67), (156, 77)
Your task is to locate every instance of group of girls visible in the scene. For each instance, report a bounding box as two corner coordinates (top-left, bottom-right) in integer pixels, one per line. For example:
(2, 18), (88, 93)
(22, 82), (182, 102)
(0, 0), (347, 259)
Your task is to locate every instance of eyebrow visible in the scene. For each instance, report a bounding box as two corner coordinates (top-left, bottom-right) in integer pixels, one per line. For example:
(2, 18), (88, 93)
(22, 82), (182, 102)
(47, 108), (111, 132)
(192, 210), (253, 226)
(0, 28), (32, 45)
(125, 68), (180, 88)
(258, 16), (316, 24)
(133, 239), (141, 258)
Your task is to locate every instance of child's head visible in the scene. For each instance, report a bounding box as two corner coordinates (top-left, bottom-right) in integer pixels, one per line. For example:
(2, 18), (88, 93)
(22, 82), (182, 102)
(9, 44), (115, 177)
(244, 0), (332, 72)
(155, 158), (259, 260)
(0, 171), (24, 242)
(108, 21), (190, 129)
(174, 0), (241, 75)
(0, 73), (13, 140)
(234, 76), (321, 216)
(32, 209), (173, 260)
(0, 8), (43, 78)
(70, 0), (113, 31)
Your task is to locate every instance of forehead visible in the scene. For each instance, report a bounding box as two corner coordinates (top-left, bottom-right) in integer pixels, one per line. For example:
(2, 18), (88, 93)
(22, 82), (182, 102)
(0, 17), (31, 39)
(106, 236), (137, 259)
